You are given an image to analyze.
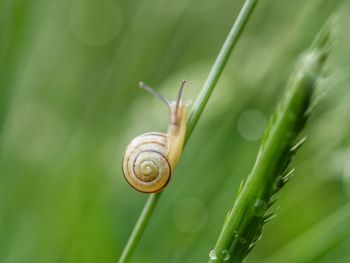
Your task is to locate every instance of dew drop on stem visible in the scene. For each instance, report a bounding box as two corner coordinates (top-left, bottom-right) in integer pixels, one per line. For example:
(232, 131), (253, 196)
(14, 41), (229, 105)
(239, 237), (247, 244)
(221, 250), (230, 261)
(209, 250), (217, 260)
(273, 176), (284, 190)
(254, 199), (267, 217)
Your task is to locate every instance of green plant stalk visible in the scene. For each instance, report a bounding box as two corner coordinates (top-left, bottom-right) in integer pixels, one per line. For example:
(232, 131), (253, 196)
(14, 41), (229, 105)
(118, 193), (161, 263)
(209, 22), (331, 263)
(185, 0), (258, 143)
(118, 0), (260, 262)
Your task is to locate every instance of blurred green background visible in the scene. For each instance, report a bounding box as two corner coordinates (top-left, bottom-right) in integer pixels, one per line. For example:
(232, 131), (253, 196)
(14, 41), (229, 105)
(1, 0), (350, 262)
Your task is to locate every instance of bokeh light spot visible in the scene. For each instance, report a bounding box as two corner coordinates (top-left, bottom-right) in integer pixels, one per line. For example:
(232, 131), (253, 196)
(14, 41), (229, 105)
(172, 197), (208, 233)
(237, 109), (267, 141)
(69, 0), (122, 46)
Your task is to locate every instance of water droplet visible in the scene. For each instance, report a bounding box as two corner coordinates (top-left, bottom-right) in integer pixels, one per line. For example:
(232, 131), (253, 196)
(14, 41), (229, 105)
(240, 237), (247, 244)
(233, 230), (239, 238)
(254, 199), (267, 217)
(221, 250), (230, 261)
(273, 176), (284, 190)
(209, 250), (217, 260)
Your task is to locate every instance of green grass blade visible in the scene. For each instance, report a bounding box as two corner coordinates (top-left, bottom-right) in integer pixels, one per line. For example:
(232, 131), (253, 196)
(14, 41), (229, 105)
(208, 21), (332, 263)
(185, 0), (258, 143)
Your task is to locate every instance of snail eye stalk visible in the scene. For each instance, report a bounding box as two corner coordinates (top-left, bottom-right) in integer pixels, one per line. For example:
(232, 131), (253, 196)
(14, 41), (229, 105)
(139, 82), (170, 108)
(176, 80), (187, 110)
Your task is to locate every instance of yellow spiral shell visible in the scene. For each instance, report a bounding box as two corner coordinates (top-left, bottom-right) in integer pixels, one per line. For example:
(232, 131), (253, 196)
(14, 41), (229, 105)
(122, 80), (187, 193)
(122, 132), (172, 193)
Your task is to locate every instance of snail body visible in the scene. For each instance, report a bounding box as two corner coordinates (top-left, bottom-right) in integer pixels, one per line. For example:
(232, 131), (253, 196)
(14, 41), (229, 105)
(122, 81), (187, 193)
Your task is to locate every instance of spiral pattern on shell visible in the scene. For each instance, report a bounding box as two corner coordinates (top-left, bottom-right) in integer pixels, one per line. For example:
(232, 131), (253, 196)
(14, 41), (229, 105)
(122, 132), (172, 193)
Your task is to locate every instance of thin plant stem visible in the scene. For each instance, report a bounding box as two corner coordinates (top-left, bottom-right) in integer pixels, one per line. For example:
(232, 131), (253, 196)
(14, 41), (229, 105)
(185, 0), (258, 143)
(118, 193), (162, 263)
(118, 0), (260, 262)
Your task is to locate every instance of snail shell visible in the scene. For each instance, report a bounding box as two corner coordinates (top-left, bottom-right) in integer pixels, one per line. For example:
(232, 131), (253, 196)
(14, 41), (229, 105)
(122, 132), (171, 193)
(122, 81), (188, 193)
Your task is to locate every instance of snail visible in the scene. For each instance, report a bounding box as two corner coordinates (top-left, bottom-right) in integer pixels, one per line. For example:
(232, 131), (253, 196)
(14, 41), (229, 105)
(122, 80), (188, 193)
